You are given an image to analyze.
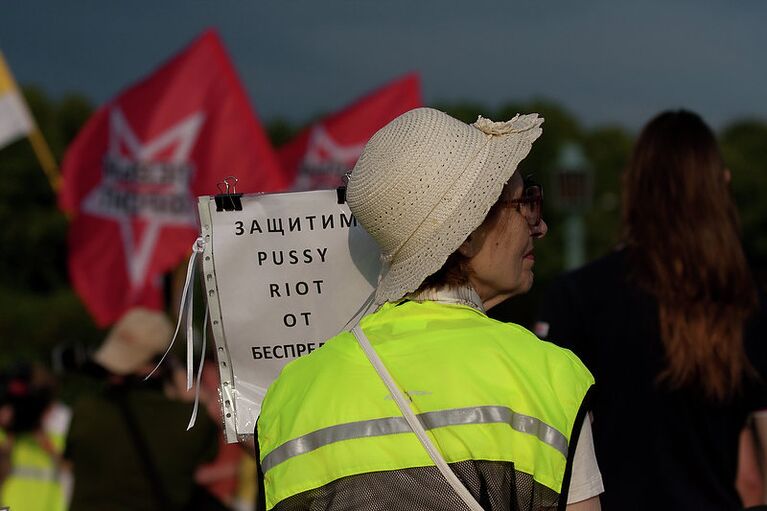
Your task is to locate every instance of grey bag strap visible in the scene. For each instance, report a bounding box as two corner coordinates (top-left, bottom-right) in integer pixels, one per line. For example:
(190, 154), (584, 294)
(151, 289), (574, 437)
(351, 324), (484, 511)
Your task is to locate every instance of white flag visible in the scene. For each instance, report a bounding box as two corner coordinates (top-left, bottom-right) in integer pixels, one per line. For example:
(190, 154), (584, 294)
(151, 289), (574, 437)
(0, 52), (34, 149)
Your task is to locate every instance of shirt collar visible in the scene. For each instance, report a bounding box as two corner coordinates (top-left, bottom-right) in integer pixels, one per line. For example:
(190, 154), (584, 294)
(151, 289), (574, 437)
(406, 285), (486, 313)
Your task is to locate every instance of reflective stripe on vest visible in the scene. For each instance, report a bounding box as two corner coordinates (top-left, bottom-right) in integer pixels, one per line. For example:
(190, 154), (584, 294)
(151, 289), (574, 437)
(11, 465), (59, 481)
(259, 300), (594, 510)
(262, 404), (568, 473)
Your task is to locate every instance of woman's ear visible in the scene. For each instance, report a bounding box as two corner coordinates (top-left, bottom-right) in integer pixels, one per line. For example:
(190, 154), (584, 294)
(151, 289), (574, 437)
(459, 230), (484, 258)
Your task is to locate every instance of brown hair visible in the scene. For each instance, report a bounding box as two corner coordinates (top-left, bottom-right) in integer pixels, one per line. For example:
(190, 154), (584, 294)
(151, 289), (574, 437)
(623, 110), (757, 401)
(417, 186), (513, 293)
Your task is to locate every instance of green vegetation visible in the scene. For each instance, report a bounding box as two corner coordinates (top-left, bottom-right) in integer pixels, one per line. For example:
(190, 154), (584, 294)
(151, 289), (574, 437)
(2, 88), (766, 365)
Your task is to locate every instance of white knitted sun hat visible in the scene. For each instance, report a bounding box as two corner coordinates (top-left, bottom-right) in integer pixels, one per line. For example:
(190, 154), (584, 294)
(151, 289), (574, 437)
(347, 107), (544, 305)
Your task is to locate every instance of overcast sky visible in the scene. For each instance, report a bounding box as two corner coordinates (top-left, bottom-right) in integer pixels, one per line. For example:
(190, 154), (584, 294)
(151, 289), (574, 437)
(2, 0), (766, 131)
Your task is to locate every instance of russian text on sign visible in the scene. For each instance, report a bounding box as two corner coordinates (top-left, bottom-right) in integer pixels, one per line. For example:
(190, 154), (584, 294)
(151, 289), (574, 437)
(234, 213), (357, 236)
(251, 342), (325, 360)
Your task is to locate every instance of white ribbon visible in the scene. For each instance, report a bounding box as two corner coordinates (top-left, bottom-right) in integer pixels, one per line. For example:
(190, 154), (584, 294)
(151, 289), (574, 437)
(146, 236), (205, 391)
(186, 254), (196, 391)
(187, 308), (209, 430)
(145, 236), (210, 430)
(142, 237), (215, 430)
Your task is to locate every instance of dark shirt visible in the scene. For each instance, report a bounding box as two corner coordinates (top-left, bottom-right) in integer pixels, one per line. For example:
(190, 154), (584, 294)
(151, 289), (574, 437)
(65, 379), (218, 511)
(537, 249), (767, 511)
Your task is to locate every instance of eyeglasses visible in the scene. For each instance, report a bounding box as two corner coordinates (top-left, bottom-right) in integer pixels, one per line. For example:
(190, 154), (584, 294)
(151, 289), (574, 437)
(500, 180), (544, 228)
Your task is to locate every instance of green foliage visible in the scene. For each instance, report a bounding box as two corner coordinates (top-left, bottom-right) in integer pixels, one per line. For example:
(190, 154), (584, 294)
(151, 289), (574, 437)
(721, 119), (767, 284)
(2, 86), (767, 365)
(582, 125), (632, 257)
(267, 117), (301, 148)
(0, 287), (103, 366)
(0, 87), (101, 365)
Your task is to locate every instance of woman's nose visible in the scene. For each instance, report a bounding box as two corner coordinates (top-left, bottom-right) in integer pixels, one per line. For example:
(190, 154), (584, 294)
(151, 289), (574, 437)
(531, 219), (548, 239)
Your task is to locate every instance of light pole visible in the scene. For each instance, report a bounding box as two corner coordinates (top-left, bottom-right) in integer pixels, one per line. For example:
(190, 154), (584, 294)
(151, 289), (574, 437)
(552, 142), (592, 270)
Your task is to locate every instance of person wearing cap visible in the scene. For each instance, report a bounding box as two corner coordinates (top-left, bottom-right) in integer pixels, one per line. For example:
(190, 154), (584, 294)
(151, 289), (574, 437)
(64, 308), (220, 511)
(256, 108), (602, 510)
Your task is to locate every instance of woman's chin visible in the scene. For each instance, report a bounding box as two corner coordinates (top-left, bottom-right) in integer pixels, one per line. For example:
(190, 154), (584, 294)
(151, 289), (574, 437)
(521, 270), (535, 290)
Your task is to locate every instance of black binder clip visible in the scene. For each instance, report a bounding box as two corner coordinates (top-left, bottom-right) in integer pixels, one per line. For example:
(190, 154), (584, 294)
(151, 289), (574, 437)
(215, 176), (243, 212)
(336, 171), (351, 204)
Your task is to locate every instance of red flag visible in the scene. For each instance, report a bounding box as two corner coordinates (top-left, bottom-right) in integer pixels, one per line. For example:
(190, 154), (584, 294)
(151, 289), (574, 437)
(59, 29), (287, 326)
(280, 73), (422, 190)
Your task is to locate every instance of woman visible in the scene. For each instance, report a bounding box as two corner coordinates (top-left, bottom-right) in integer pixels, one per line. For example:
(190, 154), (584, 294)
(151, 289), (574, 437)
(257, 107), (603, 510)
(538, 110), (767, 510)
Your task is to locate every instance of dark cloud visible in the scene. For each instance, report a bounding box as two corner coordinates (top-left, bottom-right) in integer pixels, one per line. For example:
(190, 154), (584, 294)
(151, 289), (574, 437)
(1, 0), (766, 129)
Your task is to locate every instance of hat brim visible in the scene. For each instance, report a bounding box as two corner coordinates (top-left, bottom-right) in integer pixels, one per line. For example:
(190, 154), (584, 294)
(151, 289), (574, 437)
(93, 339), (156, 376)
(92, 308), (173, 375)
(374, 121), (543, 304)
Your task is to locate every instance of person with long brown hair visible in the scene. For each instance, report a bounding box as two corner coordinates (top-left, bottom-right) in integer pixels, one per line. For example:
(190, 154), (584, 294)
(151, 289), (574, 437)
(536, 110), (767, 510)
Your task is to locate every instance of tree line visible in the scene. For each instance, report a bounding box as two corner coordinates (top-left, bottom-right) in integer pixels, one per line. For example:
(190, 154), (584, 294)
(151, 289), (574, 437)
(2, 87), (766, 365)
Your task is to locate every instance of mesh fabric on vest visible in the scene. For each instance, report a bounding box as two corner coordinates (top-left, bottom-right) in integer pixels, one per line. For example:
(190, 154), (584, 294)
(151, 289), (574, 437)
(270, 459), (559, 511)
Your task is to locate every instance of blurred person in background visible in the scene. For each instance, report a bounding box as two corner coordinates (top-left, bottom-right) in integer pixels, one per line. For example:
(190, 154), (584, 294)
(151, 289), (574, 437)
(194, 355), (249, 511)
(0, 363), (69, 511)
(257, 108), (602, 511)
(537, 110), (767, 510)
(64, 307), (220, 511)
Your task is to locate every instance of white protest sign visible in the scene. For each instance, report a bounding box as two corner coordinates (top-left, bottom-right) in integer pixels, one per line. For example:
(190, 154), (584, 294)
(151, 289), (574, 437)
(198, 190), (380, 442)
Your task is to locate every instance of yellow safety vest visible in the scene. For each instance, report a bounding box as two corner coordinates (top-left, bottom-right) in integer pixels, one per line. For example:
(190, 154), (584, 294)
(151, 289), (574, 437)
(0, 430), (66, 511)
(259, 300), (594, 510)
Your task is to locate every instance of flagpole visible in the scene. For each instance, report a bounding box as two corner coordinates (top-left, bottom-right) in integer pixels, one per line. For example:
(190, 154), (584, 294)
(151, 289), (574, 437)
(0, 51), (61, 191)
(27, 127), (60, 191)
